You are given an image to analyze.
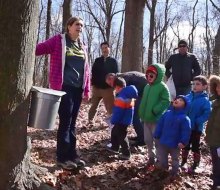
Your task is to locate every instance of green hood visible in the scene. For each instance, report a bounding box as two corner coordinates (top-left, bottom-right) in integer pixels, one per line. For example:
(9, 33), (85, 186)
(150, 63), (165, 84)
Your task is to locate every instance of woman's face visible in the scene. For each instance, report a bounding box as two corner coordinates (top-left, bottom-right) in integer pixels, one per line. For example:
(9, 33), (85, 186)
(68, 20), (84, 37)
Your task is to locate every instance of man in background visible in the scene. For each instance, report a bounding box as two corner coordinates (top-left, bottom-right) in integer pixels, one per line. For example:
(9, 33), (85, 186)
(165, 39), (201, 96)
(88, 42), (119, 123)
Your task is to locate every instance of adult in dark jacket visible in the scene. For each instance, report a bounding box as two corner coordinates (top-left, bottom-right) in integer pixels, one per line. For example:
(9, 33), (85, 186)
(88, 42), (119, 122)
(165, 39), (201, 96)
(106, 71), (147, 146)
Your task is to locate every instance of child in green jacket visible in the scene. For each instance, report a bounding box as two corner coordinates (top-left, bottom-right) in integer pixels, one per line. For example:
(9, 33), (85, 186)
(139, 63), (170, 166)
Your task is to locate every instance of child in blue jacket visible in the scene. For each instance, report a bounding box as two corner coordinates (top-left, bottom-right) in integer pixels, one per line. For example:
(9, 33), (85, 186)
(154, 95), (191, 177)
(109, 77), (138, 160)
(181, 75), (211, 172)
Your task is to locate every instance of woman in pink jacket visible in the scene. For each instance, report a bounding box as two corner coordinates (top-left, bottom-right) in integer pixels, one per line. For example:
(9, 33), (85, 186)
(36, 17), (90, 170)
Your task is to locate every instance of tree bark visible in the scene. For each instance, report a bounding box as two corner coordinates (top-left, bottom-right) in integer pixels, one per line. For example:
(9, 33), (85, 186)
(0, 0), (44, 189)
(62, 0), (73, 33)
(146, 0), (157, 66)
(121, 0), (145, 72)
(42, 0), (52, 87)
(213, 25), (220, 75)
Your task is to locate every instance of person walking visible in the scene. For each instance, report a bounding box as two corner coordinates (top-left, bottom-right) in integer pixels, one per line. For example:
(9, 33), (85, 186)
(88, 42), (119, 123)
(36, 17), (90, 170)
(165, 39), (201, 96)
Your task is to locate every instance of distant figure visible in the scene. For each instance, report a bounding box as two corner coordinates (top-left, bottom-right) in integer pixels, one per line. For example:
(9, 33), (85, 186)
(154, 95), (191, 178)
(181, 75), (211, 173)
(88, 42), (118, 123)
(139, 63), (170, 166)
(206, 75), (220, 190)
(105, 71), (147, 146)
(36, 17), (90, 170)
(107, 77), (138, 160)
(165, 39), (201, 96)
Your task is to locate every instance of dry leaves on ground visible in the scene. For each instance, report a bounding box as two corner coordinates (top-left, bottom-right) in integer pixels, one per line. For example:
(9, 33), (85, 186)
(28, 102), (213, 190)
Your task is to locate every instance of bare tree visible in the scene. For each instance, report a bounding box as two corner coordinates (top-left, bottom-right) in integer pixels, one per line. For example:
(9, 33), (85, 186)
(209, 0), (220, 75)
(42, 0), (52, 87)
(62, 0), (73, 33)
(155, 0), (173, 63)
(203, 0), (212, 75)
(121, 0), (145, 72)
(146, 0), (157, 66)
(188, 0), (199, 52)
(0, 0), (51, 189)
(77, 0), (124, 43)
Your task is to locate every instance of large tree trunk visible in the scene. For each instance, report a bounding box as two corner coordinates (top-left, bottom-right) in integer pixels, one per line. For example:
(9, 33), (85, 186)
(62, 0), (73, 33)
(146, 0), (157, 66)
(0, 1), (49, 189)
(42, 0), (52, 87)
(121, 0), (145, 72)
(212, 25), (220, 75)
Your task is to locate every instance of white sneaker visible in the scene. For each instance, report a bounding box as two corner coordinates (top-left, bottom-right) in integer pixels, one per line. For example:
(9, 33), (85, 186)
(106, 143), (112, 148)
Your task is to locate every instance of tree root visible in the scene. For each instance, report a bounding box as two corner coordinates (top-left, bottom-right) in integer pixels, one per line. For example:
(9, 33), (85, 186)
(10, 136), (54, 190)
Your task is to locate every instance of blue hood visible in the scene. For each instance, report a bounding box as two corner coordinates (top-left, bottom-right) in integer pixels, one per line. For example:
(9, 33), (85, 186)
(172, 95), (191, 113)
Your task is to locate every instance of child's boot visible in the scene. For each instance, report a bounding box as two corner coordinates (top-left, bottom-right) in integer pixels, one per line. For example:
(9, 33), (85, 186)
(181, 149), (189, 168)
(189, 152), (200, 173)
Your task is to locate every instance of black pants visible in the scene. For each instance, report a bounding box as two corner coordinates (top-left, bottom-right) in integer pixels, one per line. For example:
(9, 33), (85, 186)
(176, 85), (191, 96)
(184, 130), (201, 153)
(111, 124), (130, 156)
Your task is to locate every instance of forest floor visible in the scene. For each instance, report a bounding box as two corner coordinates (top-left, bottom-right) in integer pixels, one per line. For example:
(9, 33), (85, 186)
(28, 102), (214, 190)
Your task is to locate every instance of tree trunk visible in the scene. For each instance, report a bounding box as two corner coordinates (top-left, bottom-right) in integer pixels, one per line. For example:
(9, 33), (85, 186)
(0, 0), (48, 189)
(121, 0), (145, 72)
(62, 0), (73, 33)
(147, 0), (157, 66)
(213, 25), (220, 75)
(42, 0), (52, 87)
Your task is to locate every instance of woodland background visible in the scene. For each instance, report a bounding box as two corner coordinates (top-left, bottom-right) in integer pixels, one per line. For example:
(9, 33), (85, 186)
(0, 0), (220, 189)
(35, 0), (220, 87)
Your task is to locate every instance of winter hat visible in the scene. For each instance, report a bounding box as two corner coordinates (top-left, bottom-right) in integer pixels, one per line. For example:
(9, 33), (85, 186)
(178, 39), (188, 47)
(146, 65), (158, 75)
(175, 95), (190, 108)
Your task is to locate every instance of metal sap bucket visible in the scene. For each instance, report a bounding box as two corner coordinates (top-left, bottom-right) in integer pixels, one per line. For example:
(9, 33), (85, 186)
(28, 86), (66, 130)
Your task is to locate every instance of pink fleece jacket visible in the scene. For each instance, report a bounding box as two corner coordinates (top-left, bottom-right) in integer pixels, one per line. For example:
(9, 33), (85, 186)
(35, 34), (90, 98)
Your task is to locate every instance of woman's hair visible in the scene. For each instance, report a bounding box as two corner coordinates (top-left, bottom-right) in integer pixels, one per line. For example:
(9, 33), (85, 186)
(66, 16), (83, 48)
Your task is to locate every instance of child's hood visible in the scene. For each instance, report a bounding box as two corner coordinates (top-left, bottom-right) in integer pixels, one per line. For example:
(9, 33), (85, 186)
(149, 63), (165, 84)
(120, 85), (138, 99)
(209, 75), (220, 97)
(172, 95), (191, 113)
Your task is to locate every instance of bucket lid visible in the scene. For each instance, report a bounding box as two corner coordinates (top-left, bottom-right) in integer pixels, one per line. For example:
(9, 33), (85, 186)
(31, 86), (66, 97)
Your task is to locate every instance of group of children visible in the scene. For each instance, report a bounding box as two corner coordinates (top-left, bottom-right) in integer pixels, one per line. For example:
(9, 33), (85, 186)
(107, 63), (220, 189)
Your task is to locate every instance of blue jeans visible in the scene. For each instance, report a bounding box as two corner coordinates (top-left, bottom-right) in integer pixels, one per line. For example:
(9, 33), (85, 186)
(157, 143), (180, 175)
(57, 85), (83, 162)
(133, 97), (144, 143)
